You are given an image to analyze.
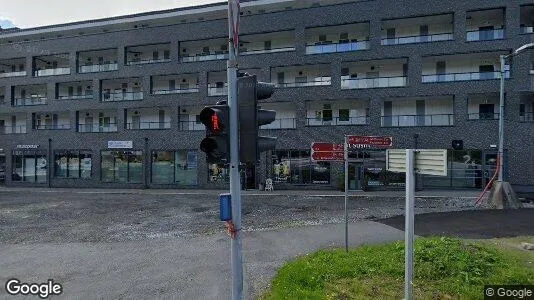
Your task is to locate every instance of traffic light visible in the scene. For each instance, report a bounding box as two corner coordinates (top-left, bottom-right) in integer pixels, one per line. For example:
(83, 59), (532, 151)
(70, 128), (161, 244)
(238, 74), (277, 163)
(199, 103), (230, 163)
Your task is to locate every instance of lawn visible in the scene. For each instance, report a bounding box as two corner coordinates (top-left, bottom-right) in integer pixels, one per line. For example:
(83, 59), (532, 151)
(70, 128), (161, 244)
(263, 236), (534, 299)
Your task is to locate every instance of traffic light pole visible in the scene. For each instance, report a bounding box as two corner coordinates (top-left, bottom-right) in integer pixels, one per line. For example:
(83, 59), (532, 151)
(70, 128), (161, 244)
(227, 1), (243, 299)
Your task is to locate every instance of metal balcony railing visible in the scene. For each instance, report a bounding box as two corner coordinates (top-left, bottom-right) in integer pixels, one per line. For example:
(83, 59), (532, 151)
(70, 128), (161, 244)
(57, 93), (93, 100)
(306, 116), (370, 126)
(152, 85), (199, 95)
(260, 118), (296, 129)
(0, 125), (27, 134)
(306, 40), (370, 54)
(468, 112), (500, 120)
(179, 121), (205, 131)
(181, 52), (229, 62)
(275, 77), (331, 88)
(77, 123), (118, 133)
(34, 124), (71, 130)
(78, 63), (118, 73)
(0, 71), (26, 78)
(381, 114), (454, 127)
(240, 46), (295, 55)
(341, 76), (407, 89)
(101, 91), (143, 102)
(381, 33), (453, 45)
(126, 58), (171, 65)
(520, 112), (534, 122)
(466, 29), (504, 41)
(422, 71), (509, 83)
(208, 83), (228, 96)
(126, 121), (171, 130)
(13, 97), (47, 106)
(34, 67), (70, 77)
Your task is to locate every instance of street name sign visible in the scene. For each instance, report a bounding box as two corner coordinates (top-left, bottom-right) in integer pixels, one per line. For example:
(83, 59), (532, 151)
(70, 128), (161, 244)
(311, 142), (344, 161)
(347, 136), (393, 147)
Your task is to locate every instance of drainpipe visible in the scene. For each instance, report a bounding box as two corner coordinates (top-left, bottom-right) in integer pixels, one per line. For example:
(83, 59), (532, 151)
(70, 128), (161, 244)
(48, 138), (52, 188)
(144, 137), (149, 189)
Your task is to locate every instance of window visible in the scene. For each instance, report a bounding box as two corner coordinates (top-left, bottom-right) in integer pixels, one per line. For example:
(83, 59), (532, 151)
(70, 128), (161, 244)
(209, 163), (229, 182)
(339, 109), (350, 121)
(101, 151), (143, 183)
(151, 151), (198, 185)
(54, 150), (92, 179)
(322, 109), (332, 121)
(479, 104), (495, 119)
(273, 150), (330, 184)
(12, 150), (47, 183)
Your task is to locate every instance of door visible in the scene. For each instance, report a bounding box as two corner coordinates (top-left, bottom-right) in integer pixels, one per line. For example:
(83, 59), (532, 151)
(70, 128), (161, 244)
(420, 25), (429, 42)
(386, 28), (396, 44)
(482, 153), (498, 188)
(84, 116), (93, 132)
(131, 115), (140, 129)
(416, 100), (425, 126)
(245, 163), (256, 189)
(479, 104), (495, 120)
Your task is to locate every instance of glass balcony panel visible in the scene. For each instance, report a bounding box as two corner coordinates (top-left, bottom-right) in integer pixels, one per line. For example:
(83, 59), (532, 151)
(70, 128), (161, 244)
(35, 124), (71, 130)
(0, 71), (26, 78)
(13, 97), (47, 106)
(79, 63), (118, 73)
(260, 118), (296, 129)
(126, 121), (171, 130)
(35, 68), (70, 77)
(179, 121), (205, 131)
(467, 29), (504, 41)
(305, 41), (369, 54)
(153, 85), (199, 95)
(381, 114), (453, 127)
(1, 125), (27, 134)
(306, 116), (369, 126)
(101, 91), (143, 102)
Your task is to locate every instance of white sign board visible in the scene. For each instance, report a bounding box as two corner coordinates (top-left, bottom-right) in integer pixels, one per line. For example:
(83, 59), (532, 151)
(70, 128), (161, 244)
(16, 145), (39, 149)
(386, 149), (448, 176)
(107, 141), (133, 149)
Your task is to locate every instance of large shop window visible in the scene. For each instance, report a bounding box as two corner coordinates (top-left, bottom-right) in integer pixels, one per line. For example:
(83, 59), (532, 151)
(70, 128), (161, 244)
(209, 163), (230, 183)
(423, 150), (490, 189)
(101, 151), (143, 183)
(273, 150), (330, 184)
(54, 150), (92, 179)
(152, 151), (198, 185)
(12, 150), (47, 182)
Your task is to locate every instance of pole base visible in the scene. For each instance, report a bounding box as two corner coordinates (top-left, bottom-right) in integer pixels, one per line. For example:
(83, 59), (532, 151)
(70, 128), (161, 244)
(484, 181), (522, 209)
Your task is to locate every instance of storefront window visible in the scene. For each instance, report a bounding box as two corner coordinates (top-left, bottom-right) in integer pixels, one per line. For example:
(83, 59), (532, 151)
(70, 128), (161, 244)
(273, 150), (330, 184)
(101, 151), (143, 183)
(12, 150), (47, 183)
(209, 163), (229, 182)
(54, 150), (92, 179)
(151, 150), (198, 185)
(423, 150), (484, 189)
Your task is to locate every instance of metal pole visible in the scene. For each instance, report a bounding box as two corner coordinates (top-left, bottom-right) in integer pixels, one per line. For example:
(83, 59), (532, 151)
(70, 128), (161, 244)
(497, 54), (505, 182)
(227, 1), (242, 299)
(404, 149), (415, 300)
(344, 136), (349, 252)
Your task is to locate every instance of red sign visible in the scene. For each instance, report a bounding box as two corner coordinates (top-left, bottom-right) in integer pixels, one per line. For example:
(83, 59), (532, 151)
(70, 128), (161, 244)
(311, 142), (344, 161)
(311, 143), (344, 152)
(347, 136), (393, 147)
(312, 151), (344, 161)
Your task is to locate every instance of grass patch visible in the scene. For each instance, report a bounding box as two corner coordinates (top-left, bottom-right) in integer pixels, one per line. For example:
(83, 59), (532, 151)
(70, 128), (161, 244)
(263, 237), (534, 299)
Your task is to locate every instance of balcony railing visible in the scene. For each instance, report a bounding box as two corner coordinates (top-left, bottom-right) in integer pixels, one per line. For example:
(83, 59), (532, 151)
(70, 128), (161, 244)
(341, 76), (407, 89)
(179, 121), (205, 131)
(34, 67), (70, 77)
(276, 77), (331, 88)
(520, 112), (534, 122)
(13, 97), (47, 106)
(381, 114), (454, 127)
(466, 29), (504, 41)
(181, 52), (229, 62)
(126, 58), (171, 66)
(57, 93), (93, 100)
(0, 71), (26, 78)
(520, 26), (534, 34)
(208, 83), (228, 96)
(77, 123), (118, 133)
(381, 33), (453, 45)
(306, 116), (370, 126)
(422, 71), (508, 83)
(34, 124), (71, 130)
(260, 118), (296, 129)
(306, 40), (370, 54)
(152, 86), (199, 95)
(78, 63), (118, 73)
(241, 46), (296, 55)
(126, 121), (171, 130)
(0, 125), (27, 134)
(468, 112), (500, 120)
(101, 91), (143, 102)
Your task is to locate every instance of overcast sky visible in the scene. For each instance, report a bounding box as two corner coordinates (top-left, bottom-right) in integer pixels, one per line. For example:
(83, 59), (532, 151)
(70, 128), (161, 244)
(0, 0), (222, 29)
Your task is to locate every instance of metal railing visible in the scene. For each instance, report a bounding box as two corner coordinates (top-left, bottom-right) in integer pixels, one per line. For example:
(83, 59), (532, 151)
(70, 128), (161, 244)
(341, 76), (407, 89)
(179, 121), (205, 131)
(0, 125), (27, 134)
(181, 52), (229, 62)
(381, 33), (453, 45)
(152, 86), (200, 95)
(208, 83), (228, 96)
(34, 67), (70, 77)
(306, 40), (370, 54)
(126, 121), (171, 130)
(275, 77), (331, 88)
(259, 118), (296, 129)
(78, 63), (118, 73)
(126, 58), (171, 65)
(381, 114), (454, 127)
(520, 26), (534, 34)
(57, 93), (93, 100)
(468, 113), (500, 120)
(77, 123), (118, 133)
(101, 91), (143, 102)
(306, 116), (369, 126)
(520, 112), (534, 122)
(0, 71), (26, 78)
(422, 71), (509, 83)
(466, 28), (504, 41)
(240, 46), (296, 55)
(34, 124), (71, 130)
(13, 97), (47, 106)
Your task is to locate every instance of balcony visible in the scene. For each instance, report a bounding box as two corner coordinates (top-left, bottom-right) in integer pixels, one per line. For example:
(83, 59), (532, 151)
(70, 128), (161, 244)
(180, 38), (229, 62)
(307, 116), (369, 126)
(34, 112), (71, 130)
(341, 59), (407, 89)
(467, 93), (499, 120)
(422, 71), (508, 83)
(342, 76), (406, 89)
(272, 65), (331, 88)
(306, 100), (369, 126)
(57, 81), (93, 100)
(77, 123), (118, 133)
(519, 95), (534, 122)
(276, 77), (331, 88)
(520, 112), (534, 122)
(77, 111), (118, 133)
(0, 58), (26, 78)
(125, 43), (171, 65)
(151, 74), (199, 95)
(306, 22), (370, 55)
(381, 14), (454, 45)
(126, 108), (171, 130)
(0, 125), (27, 134)
(382, 97), (454, 127)
(33, 54), (70, 77)
(78, 49), (118, 73)
(101, 79), (143, 102)
(126, 121), (171, 130)
(208, 83), (228, 96)
(179, 120), (205, 131)
(381, 114), (454, 127)
(34, 124), (71, 130)
(521, 6), (534, 34)
(12, 85), (48, 106)
(422, 53), (508, 83)
(260, 118), (296, 129)
(466, 8), (505, 41)
(13, 97), (47, 106)
(102, 91), (143, 102)
(239, 31), (295, 55)
(306, 41), (370, 54)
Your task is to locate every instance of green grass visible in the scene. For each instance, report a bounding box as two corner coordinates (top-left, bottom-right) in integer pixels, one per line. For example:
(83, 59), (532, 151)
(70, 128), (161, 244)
(263, 237), (534, 300)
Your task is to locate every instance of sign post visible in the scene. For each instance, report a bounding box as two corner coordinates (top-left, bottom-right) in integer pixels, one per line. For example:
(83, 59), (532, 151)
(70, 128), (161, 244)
(344, 136), (349, 252)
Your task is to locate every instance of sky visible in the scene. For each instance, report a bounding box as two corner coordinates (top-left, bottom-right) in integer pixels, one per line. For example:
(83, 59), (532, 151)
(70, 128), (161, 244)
(0, 0), (222, 29)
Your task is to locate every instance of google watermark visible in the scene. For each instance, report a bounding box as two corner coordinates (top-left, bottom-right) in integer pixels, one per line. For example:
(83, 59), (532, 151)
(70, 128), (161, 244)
(5, 279), (62, 299)
(485, 285), (534, 299)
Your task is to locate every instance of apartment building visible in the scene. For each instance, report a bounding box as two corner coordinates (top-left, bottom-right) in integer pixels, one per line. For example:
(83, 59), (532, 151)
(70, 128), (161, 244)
(0, 0), (533, 191)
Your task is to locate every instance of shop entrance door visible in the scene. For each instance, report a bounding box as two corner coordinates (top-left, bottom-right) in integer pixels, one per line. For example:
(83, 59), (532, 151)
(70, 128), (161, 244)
(482, 152), (498, 187)
(245, 163), (256, 189)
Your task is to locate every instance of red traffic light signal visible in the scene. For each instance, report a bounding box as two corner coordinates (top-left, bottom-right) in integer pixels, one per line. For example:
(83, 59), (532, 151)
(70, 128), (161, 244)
(199, 105), (230, 163)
